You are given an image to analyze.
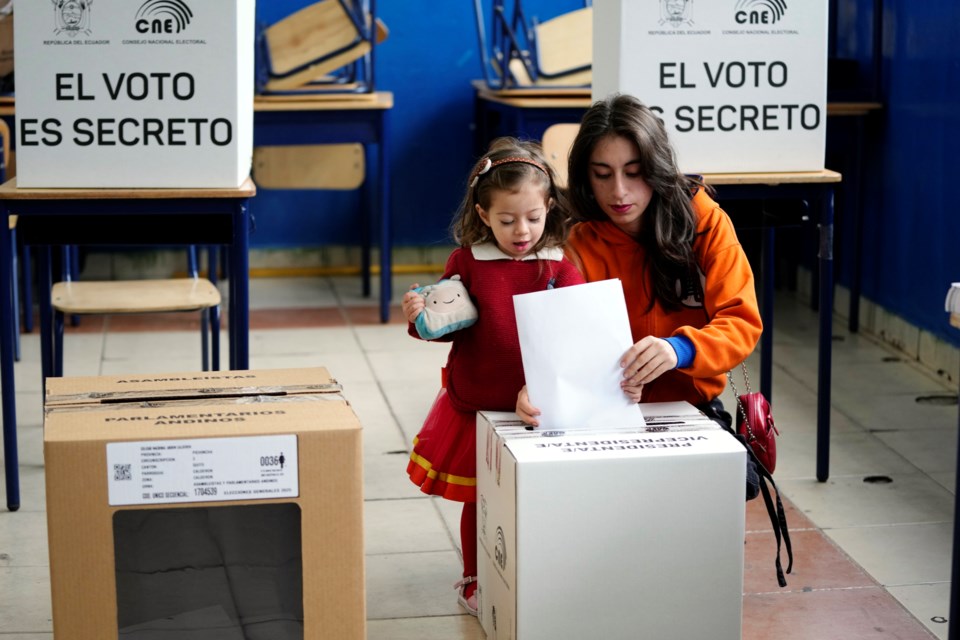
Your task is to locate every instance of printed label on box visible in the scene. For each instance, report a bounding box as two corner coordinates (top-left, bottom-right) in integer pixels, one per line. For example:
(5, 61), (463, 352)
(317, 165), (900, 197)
(107, 435), (298, 506)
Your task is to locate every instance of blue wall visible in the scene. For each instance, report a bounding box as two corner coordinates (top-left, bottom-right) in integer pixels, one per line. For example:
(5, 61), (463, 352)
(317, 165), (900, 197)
(255, 1), (960, 346)
(831, 0), (960, 345)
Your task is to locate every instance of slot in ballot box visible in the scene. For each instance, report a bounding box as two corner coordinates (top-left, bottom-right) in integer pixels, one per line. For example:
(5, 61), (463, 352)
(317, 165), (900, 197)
(476, 402), (746, 640)
(43, 368), (365, 640)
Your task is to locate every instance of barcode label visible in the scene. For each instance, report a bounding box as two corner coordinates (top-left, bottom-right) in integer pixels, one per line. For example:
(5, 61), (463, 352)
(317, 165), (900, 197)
(107, 435), (299, 506)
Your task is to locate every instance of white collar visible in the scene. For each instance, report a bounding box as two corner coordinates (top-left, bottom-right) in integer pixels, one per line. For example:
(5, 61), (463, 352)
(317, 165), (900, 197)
(471, 242), (564, 262)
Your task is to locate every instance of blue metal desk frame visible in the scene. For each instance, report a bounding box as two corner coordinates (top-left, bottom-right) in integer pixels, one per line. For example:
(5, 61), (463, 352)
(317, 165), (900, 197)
(253, 92), (393, 323)
(704, 172), (841, 484)
(0, 177), (257, 511)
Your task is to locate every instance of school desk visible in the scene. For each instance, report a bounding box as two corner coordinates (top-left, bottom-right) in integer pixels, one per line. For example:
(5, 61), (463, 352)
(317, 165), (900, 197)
(253, 91), (393, 323)
(0, 177), (257, 512)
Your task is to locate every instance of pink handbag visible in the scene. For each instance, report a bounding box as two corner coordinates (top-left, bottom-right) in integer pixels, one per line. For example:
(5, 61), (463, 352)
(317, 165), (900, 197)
(728, 364), (780, 473)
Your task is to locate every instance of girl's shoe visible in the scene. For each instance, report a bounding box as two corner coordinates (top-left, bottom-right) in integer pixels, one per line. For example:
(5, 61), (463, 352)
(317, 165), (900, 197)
(453, 576), (478, 616)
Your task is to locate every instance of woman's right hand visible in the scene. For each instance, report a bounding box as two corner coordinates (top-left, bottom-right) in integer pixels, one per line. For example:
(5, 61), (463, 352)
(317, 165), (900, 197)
(401, 284), (424, 323)
(516, 385), (541, 427)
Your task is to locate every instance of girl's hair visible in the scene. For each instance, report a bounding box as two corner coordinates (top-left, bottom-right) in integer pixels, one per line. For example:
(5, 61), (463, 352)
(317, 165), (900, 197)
(452, 137), (573, 252)
(567, 94), (707, 310)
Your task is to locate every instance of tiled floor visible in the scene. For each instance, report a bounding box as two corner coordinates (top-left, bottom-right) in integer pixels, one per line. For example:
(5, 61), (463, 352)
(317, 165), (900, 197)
(0, 273), (956, 639)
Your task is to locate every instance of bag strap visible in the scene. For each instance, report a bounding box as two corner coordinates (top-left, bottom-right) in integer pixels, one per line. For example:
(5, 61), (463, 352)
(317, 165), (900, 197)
(722, 418), (794, 587)
(726, 364), (757, 443)
(754, 451), (794, 587)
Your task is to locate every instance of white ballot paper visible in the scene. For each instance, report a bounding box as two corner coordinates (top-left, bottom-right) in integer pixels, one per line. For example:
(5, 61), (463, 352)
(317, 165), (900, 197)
(514, 278), (645, 430)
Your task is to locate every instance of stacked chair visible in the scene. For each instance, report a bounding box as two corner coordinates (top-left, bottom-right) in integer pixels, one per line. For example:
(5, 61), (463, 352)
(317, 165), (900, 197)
(474, 0), (592, 89)
(255, 0), (387, 95)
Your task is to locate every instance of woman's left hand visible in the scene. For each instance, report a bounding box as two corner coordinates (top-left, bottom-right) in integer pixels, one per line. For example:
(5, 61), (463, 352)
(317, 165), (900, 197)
(620, 337), (678, 389)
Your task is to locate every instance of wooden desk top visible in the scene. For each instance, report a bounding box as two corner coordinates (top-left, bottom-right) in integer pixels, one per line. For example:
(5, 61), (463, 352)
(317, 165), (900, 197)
(473, 83), (882, 117)
(254, 91), (393, 112)
(703, 169), (842, 186)
(825, 102), (883, 116)
(0, 93), (394, 116)
(0, 176), (257, 200)
(472, 79), (590, 99)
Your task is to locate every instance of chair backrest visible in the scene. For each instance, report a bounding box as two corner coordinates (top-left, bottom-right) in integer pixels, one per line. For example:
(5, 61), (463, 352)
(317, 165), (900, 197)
(533, 7), (592, 79)
(266, 0), (362, 76)
(253, 144), (365, 190)
(262, 0), (387, 92)
(541, 122), (580, 188)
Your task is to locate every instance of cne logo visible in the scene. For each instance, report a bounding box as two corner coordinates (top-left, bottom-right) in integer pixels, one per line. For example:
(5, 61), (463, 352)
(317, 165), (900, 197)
(52, 0), (94, 37)
(494, 527), (507, 570)
(135, 0), (193, 34)
(734, 0), (787, 25)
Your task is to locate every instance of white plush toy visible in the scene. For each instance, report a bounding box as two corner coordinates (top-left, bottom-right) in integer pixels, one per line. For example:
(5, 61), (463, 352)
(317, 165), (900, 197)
(413, 275), (478, 340)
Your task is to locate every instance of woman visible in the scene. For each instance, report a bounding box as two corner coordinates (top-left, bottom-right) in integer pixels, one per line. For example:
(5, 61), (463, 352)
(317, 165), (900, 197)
(518, 93), (762, 437)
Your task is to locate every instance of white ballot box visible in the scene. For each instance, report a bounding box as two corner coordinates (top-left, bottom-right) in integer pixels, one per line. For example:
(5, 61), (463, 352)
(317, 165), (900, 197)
(476, 403), (745, 640)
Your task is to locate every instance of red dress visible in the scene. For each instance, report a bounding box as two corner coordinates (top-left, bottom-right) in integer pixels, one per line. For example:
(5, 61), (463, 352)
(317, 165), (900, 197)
(406, 243), (584, 501)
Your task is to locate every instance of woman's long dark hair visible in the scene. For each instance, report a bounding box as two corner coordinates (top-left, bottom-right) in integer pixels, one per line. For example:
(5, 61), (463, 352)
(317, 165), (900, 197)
(567, 94), (707, 310)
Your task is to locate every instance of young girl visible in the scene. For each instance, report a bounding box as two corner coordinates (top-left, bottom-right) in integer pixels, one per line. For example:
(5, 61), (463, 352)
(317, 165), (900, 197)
(402, 137), (585, 616)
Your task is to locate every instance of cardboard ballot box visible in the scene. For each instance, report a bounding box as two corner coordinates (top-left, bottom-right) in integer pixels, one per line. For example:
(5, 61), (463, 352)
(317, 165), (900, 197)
(13, 0), (254, 187)
(476, 402), (746, 640)
(43, 368), (364, 640)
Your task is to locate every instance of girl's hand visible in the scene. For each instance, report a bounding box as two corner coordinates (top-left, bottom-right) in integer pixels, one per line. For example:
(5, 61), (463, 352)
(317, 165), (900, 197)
(622, 381), (644, 404)
(401, 284), (425, 323)
(516, 385), (541, 427)
(620, 336), (677, 389)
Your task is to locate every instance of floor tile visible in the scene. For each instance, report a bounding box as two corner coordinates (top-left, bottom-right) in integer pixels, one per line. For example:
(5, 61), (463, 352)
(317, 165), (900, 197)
(742, 587), (936, 639)
(746, 494), (815, 532)
(874, 428), (957, 475)
(885, 583), (951, 640)
(0, 466), (47, 514)
(776, 474), (954, 528)
(825, 522), (954, 586)
(364, 498), (454, 556)
(5, 422), (43, 470)
(365, 551), (466, 620)
(367, 615), (484, 640)
(0, 510), (49, 567)
(930, 471), (956, 495)
(774, 429), (920, 480)
(743, 528), (876, 594)
(247, 277), (337, 309)
(0, 566), (53, 633)
(364, 450), (429, 502)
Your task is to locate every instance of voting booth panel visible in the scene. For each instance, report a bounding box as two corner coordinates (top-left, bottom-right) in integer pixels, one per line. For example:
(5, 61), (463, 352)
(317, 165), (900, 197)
(476, 405), (746, 640)
(593, 0), (828, 173)
(43, 368), (365, 640)
(13, 0), (254, 187)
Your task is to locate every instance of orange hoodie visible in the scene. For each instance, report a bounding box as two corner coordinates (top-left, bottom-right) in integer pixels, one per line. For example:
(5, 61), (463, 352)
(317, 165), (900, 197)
(565, 189), (762, 406)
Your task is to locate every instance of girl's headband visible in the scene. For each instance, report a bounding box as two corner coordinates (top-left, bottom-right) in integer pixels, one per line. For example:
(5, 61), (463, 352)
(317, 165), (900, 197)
(469, 156), (549, 188)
